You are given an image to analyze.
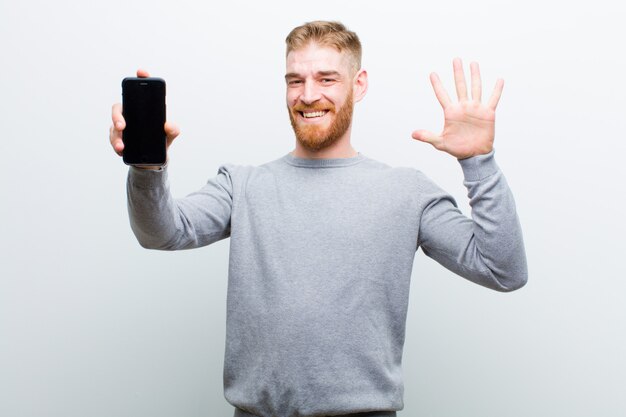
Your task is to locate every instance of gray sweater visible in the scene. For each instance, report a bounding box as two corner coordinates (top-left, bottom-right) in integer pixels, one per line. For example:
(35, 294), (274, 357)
(126, 150), (527, 417)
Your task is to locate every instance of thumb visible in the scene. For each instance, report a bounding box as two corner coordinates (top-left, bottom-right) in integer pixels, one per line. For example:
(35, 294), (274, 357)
(411, 129), (441, 147)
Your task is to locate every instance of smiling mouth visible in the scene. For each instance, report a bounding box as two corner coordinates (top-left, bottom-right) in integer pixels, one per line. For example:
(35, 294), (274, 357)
(300, 110), (329, 119)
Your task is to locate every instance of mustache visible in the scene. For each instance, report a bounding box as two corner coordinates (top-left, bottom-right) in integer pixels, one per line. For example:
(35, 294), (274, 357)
(291, 102), (335, 112)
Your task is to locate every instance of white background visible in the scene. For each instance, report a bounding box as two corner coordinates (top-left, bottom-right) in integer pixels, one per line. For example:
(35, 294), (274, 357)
(1, 0), (625, 416)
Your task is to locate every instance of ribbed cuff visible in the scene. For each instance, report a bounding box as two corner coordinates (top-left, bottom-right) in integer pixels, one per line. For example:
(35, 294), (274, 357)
(458, 150), (498, 181)
(128, 164), (168, 188)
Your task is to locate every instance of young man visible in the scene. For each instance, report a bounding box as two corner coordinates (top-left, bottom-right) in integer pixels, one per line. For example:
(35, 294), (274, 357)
(110, 21), (527, 417)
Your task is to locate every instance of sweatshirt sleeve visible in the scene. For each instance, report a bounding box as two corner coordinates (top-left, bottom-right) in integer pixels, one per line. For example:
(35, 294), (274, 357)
(417, 151), (528, 292)
(126, 164), (235, 250)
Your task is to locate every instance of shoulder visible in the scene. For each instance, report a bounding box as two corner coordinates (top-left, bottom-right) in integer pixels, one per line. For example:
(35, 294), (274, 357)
(211, 155), (288, 195)
(214, 156), (279, 179)
(359, 155), (439, 191)
(349, 156), (452, 213)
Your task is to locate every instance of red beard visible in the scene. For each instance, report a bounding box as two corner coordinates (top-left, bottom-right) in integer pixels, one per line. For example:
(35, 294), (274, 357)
(288, 90), (354, 151)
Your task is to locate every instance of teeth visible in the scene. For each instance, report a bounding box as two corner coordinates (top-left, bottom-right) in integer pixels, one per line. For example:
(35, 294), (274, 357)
(302, 111), (327, 118)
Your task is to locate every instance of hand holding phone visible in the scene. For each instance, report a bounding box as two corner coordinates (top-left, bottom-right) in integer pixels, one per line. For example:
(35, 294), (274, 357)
(109, 69), (180, 167)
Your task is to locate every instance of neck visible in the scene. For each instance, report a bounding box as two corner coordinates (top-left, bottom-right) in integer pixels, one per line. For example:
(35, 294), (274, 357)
(291, 130), (357, 159)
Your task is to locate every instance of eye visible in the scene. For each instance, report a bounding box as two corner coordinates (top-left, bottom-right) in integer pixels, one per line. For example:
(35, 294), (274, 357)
(287, 79), (303, 86)
(321, 78), (335, 84)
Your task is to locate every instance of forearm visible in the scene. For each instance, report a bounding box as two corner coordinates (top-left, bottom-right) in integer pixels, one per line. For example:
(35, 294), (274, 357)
(419, 151), (528, 291)
(126, 166), (198, 250)
(459, 151), (527, 290)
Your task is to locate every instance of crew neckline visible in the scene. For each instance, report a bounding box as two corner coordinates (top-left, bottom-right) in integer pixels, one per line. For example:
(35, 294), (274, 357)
(282, 152), (366, 168)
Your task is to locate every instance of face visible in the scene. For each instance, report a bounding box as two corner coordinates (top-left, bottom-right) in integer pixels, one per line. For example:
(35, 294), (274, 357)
(285, 43), (357, 152)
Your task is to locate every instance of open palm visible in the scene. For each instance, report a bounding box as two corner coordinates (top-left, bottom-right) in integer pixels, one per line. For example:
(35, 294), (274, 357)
(412, 58), (504, 160)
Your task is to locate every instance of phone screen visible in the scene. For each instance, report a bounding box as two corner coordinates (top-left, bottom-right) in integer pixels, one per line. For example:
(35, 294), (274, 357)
(122, 77), (166, 165)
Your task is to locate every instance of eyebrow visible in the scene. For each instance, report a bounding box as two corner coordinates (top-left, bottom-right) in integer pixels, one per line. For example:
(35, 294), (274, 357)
(284, 70), (342, 80)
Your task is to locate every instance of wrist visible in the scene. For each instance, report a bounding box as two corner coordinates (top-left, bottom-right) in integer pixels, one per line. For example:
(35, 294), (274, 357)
(132, 158), (168, 171)
(458, 149), (498, 181)
(134, 165), (163, 171)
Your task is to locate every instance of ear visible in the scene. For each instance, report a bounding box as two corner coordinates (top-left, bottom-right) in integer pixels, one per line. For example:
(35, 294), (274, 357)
(352, 69), (368, 103)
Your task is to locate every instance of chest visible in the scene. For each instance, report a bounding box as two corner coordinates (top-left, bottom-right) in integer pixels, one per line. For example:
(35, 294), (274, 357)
(234, 170), (420, 247)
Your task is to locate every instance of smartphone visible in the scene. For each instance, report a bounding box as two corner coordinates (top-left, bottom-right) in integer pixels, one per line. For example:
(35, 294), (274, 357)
(121, 77), (166, 166)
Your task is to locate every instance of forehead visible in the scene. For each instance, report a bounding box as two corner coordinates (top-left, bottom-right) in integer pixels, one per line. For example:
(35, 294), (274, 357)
(286, 43), (351, 76)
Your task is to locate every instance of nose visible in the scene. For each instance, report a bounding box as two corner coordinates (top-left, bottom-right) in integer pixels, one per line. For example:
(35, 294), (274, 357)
(300, 80), (322, 105)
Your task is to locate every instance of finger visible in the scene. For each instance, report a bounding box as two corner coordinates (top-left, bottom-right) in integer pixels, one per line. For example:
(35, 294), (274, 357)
(453, 57), (468, 101)
(164, 121), (180, 147)
(109, 125), (124, 156)
(111, 102), (125, 130)
(470, 61), (482, 102)
(136, 68), (150, 78)
(429, 72), (452, 109)
(411, 129), (442, 148)
(487, 78), (504, 110)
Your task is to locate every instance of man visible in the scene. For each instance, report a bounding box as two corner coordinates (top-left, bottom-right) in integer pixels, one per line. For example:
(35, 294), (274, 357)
(109, 21), (527, 417)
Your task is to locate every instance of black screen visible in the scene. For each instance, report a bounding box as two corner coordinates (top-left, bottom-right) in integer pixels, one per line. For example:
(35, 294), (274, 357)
(122, 78), (166, 165)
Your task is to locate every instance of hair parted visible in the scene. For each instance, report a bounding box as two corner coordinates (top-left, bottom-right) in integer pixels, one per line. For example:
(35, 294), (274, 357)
(285, 21), (362, 72)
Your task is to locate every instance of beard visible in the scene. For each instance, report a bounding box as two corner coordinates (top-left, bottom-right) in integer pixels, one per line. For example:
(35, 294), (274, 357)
(288, 89), (354, 152)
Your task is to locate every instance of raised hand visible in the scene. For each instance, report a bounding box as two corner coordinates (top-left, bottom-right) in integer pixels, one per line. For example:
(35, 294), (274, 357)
(412, 58), (503, 160)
